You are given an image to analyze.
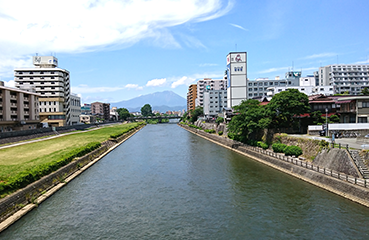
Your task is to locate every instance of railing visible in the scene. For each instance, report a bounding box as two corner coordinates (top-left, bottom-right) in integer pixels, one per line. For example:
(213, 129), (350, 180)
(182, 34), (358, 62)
(246, 146), (369, 188)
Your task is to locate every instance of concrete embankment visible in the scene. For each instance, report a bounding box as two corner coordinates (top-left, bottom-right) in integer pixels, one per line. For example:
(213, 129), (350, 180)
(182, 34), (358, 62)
(179, 124), (369, 207)
(0, 124), (145, 232)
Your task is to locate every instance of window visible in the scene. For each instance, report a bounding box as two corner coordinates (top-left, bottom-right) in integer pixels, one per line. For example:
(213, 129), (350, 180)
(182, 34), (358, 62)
(363, 101), (369, 108)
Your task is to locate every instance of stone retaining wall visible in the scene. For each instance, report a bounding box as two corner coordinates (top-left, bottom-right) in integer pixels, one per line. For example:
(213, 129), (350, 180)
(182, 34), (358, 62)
(180, 124), (369, 207)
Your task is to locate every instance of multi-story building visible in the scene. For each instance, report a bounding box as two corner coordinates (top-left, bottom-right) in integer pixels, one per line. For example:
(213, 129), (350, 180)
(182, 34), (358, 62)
(80, 114), (96, 124)
(318, 64), (369, 95)
(81, 103), (91, 115)
(226, 52), (247, 108)
(91, 102), (110, 121)
(247, 71), (301, 99)
(0, 81), (40, 131)
(187, 84), (197, 112)
(266, 86), (333, 98)
(14, 56), (71, 127)
(70, 94), (81, 125)
(203, 90), (228, 119)
(195, 78), (227, 107)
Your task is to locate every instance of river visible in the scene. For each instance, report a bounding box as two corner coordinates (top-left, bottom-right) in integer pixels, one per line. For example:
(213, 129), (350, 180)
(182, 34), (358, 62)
(1, 124), (369, 239)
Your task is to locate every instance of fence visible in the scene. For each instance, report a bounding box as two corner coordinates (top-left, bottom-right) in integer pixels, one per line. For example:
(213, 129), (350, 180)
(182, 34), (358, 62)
(247, 146), (368, 188)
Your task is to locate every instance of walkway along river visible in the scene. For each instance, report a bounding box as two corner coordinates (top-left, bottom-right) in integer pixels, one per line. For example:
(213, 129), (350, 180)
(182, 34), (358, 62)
(1, 124), (369, 239)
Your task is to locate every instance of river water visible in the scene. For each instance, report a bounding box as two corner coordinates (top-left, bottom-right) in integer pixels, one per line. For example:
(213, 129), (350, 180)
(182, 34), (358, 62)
(1, 124), (369, 239)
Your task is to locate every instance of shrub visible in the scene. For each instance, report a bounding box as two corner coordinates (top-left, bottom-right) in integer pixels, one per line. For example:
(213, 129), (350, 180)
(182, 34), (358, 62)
(260, 142), (269, 150)
(284, 145), (303, 157)
(218, 131), (223, 135)
(216, 117), (224, 124)
(272, 143), (287, 153)
(205, 129), (216, 134)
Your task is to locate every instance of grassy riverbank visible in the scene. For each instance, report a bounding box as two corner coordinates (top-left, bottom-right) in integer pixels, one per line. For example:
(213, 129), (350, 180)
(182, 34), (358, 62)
(0, 122), (142, 186)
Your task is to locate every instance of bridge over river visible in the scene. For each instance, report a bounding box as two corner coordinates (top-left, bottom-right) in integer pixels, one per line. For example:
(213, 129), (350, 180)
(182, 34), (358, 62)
(127, 115), (181, 123)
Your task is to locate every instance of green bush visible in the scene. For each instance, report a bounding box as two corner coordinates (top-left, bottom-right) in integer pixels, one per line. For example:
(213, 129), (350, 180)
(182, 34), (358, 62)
(205, 129), (216, 133)
(284, 145), (303, 157)
(216, 117), (224, 124)
(257, 141), (268, 149)
(218, 131), (223, 135)
(272, 143), (287, 153)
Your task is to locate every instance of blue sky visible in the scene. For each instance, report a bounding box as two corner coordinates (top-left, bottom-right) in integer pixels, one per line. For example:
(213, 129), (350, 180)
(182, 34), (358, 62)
(0, 0), (368, 105)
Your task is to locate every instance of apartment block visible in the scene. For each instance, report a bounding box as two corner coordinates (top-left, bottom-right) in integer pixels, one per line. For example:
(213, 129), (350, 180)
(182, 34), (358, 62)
(203, 90), (227, 118)
(14, 56), (71, 127)
(70, 94), (81, 125)
(0, 81), (40, 132)
(91, 102), (110, 121)
(195, 78), (227, 107)
(318, 64), (369, 95)
(187, 84), (197, 112)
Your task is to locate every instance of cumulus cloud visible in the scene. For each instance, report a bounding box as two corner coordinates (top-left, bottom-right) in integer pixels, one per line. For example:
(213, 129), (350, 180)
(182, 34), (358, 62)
(0, 0), (233, 77)
(3, 80), (15, 87)
(71, 84), (126, 94)
(171, 76), (196, 88)
(146, 78), (167, 87)
(258, 67), (289, 74)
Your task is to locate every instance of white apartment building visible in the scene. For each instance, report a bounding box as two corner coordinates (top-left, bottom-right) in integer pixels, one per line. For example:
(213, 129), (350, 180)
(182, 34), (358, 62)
(14, 56), (71, 127)
(70, 94), (81, 125)
(203, 90), (227, 118)
(266, 86), (333, 98)
(318, 64), (369, 95)
(247, 71), (301, 99)
(195, 78), (227, 107)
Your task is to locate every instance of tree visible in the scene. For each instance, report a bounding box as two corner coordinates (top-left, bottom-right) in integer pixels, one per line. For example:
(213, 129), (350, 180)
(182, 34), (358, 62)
(117, 108), (131, 121)
(189, 107), (203, 123)
(266, 89), (310, 129)
(361, 87), (369, 95)
(141, 104), (153, 117)
(227, 99), (271, 143)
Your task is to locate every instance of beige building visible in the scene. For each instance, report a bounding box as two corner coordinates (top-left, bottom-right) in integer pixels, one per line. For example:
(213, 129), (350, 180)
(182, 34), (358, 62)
(91, 102), (110, 121)
(187, 84), (197, 112)
(80, 114), (96, 124)
(0, 81), (40, 132)
(14, 56), (71, 127)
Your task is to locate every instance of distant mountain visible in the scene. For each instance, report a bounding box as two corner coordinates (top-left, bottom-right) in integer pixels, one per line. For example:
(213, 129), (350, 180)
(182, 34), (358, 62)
(113, 91), (187, 112)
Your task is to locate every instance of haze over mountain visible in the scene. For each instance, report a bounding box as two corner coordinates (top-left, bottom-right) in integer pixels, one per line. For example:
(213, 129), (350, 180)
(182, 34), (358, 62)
(113, 91), (187, 112)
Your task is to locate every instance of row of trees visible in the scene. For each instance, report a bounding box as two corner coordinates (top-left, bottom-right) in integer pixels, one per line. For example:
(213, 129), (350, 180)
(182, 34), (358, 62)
(227, 89), (339, 143)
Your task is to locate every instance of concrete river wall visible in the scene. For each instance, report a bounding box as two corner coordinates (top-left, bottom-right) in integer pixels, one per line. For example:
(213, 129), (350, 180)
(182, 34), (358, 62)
(179, 124), (369, 207)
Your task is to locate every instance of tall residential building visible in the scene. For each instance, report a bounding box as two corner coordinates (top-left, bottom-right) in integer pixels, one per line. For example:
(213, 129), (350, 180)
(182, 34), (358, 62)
(318, 64), (369, 95)
(226, 52), (247, 108)
(91, 102), (110, 121)
(0, 81), (40, 132)
(187, 84), (197, 112)
(14, 56), (71, 127)
(195, 78), (227, 107)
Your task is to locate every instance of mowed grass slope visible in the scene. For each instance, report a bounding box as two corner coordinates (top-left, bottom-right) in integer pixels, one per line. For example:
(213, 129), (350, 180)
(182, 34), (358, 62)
(0, 122), (140, 182)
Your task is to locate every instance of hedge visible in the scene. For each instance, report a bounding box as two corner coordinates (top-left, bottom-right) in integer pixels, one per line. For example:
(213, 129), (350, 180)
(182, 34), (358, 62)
(284, 145), (303, 157)
(0, 142), (101, 195)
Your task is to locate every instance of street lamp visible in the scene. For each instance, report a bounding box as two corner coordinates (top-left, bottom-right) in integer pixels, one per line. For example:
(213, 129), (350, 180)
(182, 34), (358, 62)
(325, 108), (328, 137)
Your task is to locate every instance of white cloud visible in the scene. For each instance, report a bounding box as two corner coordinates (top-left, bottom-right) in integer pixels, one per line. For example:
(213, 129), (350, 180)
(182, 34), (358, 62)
(71, 85), (126, 94)
(3, 80), (15, 87)
(171, 76), (195, 88)
(199, 63), (218, 67)
(258, 67), (289, 74)
(0, 0), (233, 77)
(146, 78), (167, 87)
(124, 84), (139, 89)
(229, 23), (248, 31)
(302, 53), (337, 60)
(355, 59), (369, 64)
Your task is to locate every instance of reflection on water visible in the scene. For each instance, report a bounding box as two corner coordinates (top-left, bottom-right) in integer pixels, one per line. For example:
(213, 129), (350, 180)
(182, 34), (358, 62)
(1, 124), (369, 239)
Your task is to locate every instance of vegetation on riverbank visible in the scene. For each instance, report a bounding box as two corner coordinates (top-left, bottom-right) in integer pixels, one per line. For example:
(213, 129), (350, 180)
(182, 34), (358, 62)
(0, 122), (143, 197)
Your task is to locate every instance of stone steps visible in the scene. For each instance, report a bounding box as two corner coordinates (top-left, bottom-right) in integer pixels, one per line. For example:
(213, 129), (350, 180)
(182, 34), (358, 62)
(349, 150), (369, 179)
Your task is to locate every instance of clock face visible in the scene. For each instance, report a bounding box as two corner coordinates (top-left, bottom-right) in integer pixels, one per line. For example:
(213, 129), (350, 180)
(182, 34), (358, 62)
(206, 85), (210, 90)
